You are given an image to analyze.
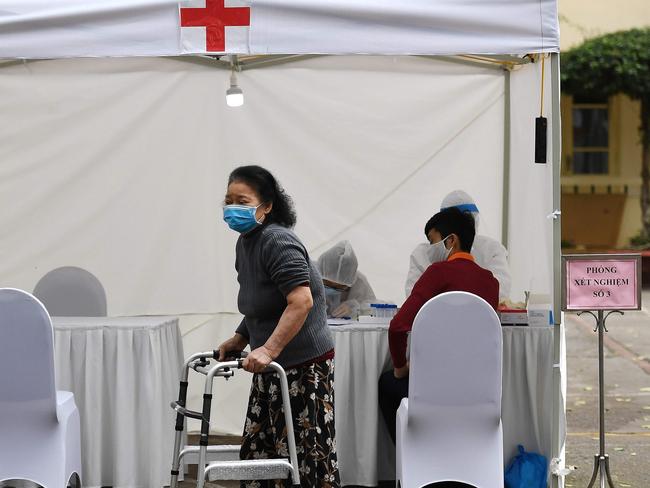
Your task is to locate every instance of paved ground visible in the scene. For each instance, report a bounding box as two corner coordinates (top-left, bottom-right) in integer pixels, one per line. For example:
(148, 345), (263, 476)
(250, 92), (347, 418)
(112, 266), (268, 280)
(563, 291), (650, 488)
(180, 299), (650, 488)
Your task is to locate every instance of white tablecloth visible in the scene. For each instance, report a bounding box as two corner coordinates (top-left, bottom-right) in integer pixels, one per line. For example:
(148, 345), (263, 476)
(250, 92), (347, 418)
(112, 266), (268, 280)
(53, 316), (184, 488)
(331, 323), (563, 486)
(331, 324), (395, 486)
(501, 326), (565, 466)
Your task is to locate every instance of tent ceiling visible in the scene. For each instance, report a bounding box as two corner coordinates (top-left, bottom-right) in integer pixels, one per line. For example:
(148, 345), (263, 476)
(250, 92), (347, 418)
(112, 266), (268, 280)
(0, 53), (534, 74)
(209, 54), (534, 71)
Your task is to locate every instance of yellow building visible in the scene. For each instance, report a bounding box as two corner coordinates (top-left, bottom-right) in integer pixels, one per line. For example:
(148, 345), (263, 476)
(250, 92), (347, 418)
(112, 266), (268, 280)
(559, 1), (650, 249)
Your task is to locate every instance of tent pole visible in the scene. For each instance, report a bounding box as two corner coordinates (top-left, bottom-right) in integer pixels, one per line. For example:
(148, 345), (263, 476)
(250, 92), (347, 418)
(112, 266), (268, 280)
(550, 52), (564, 488)
(501, 68), (511, 248)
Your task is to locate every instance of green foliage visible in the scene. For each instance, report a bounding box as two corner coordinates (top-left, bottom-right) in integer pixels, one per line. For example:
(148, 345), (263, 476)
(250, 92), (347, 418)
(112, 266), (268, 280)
(629, 230), (650, 249)
(561, 28), (650, 102)
(561, 239), (575, 249)
(564, 29), (650, 236)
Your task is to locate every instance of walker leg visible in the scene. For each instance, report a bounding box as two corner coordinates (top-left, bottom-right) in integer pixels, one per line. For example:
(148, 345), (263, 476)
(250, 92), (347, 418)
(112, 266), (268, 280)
(277, 368), (300, 486)
(170, 379), (189, 488)
(195, 392), (213, 488)
(170, 429), (184, 488)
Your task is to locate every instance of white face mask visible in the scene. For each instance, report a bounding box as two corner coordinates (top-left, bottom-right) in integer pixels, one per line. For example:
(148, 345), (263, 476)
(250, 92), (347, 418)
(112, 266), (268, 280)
(426, 235), (452, 264)
(324, 285), (343, 316)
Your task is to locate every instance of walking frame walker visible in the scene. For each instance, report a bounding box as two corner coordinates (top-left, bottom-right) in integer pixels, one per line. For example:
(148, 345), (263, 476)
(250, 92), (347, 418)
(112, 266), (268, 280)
(169, 350), (301, 488)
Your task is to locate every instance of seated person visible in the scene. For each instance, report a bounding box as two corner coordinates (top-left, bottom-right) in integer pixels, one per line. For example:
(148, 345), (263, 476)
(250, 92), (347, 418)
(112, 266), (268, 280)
(379, 207), (499, 443)
(405, 190), (511, 302)
(317, 240), (376, 318)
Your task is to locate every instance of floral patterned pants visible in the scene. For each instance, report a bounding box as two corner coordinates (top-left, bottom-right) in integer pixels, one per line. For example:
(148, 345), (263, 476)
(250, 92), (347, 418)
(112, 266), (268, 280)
(239, 358), (340, 488)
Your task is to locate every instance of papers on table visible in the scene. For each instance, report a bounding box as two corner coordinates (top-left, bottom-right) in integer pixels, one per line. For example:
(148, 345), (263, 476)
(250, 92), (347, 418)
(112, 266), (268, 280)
(358, 315), (391, 325)
(327, 318), (355, 326)
(328, 317), (392, 326)
(327, 318), (390, 332)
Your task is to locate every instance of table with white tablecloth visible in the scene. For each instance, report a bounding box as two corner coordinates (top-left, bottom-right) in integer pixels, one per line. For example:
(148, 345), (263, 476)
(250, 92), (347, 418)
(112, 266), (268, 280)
(53, 316), (184, 488)
(331, 323), (564, 487)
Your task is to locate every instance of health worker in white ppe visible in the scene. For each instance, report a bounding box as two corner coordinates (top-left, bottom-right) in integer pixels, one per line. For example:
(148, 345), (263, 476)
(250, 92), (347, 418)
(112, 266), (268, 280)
(405, 190), (512, 301)
(317, 240), (376, 318)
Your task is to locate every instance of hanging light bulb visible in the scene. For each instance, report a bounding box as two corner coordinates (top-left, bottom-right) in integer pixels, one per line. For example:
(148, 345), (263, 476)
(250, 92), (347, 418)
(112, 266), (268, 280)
(226, 69), (244, 107)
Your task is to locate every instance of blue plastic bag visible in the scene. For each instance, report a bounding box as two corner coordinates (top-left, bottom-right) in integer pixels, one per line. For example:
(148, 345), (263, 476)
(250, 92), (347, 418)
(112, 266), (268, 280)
(504, 445), (548, 488)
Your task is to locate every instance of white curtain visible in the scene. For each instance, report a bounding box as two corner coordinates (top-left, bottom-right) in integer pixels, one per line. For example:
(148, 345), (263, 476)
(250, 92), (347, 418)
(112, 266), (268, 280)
(0, 55), (559, 435)
(0, 55), (507, 315)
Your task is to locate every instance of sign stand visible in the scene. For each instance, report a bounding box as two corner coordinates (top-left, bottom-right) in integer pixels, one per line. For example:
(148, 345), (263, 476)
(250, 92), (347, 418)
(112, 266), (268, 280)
(577, 310), (623, 488)
(562, 254), (641, 488)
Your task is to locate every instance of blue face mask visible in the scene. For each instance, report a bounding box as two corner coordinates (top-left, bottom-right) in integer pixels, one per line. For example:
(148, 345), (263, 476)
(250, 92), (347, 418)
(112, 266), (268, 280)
(223, 204), (262, 233)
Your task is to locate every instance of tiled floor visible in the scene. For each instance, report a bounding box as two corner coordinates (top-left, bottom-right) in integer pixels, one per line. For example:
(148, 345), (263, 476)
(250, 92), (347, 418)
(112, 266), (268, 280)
(176, 434), (396, 487)
(177, 435), (241, 487)
(178, 480), (238, 488)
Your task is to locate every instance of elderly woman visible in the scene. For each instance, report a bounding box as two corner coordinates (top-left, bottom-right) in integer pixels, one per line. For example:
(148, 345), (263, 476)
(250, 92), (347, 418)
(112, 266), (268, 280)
(317, 240), (376, 318)
(217, 165), (340, 488)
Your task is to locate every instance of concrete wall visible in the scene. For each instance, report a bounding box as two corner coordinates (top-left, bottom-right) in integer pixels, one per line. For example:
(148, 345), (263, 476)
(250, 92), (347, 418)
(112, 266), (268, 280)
(616, 96), (644, 247)
(561, 95), (643, 248)
(559, 0), (650, 50)
(558, 1), (649, 249)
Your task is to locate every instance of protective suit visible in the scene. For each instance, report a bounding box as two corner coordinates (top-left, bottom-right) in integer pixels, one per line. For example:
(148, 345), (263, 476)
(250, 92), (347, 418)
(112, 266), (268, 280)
(317, 240), (376, 318)
(405, 190), (512, 301)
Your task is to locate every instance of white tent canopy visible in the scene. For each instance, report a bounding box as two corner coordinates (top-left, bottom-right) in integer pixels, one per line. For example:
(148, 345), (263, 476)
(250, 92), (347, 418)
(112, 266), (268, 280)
(0, 0), (559, 58)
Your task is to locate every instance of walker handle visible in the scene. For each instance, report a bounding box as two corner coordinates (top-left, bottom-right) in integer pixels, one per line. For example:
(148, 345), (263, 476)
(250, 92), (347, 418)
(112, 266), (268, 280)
(170, 401), (204, 421)
(218, 350), (248, 361)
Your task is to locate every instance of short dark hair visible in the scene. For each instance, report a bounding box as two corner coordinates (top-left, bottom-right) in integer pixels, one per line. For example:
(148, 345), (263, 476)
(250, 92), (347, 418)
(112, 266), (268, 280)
(424, 207), (475, 252)
(228, 165), (297, 228)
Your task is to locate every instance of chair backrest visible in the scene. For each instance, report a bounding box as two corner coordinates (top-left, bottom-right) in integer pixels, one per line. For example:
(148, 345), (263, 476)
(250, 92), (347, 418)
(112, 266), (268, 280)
(33, 266), (107, 316)
(0, 288), (57, 420)
(408, 291), (502, 419)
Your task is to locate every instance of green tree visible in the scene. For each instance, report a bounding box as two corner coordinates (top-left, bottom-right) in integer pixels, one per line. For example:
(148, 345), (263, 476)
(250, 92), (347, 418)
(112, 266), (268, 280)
(561, 28), (650, 237)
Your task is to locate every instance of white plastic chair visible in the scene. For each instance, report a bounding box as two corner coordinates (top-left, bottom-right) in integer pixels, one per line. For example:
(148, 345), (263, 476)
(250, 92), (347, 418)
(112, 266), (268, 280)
(33, 266), (106, 317)
(0, 288), (82, 488)
(396, 291), (503, 488)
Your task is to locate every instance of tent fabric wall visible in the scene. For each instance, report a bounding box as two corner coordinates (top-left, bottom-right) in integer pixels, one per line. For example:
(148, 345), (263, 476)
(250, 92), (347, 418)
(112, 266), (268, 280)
(0, 0), (560, 58)
(0, 54), (559, 438)
(508, 60), (555, 299)
(0, 55), (510, 315)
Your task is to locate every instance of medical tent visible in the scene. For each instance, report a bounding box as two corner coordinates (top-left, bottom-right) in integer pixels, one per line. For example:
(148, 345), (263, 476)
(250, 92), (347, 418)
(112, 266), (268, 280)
(0, 1), (565, 486)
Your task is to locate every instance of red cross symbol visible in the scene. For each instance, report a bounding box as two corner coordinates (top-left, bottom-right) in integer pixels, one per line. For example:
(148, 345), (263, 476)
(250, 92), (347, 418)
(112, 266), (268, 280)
(180, 0), (250, 52)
